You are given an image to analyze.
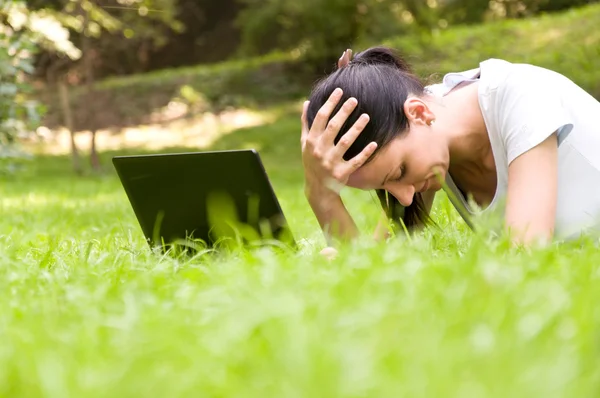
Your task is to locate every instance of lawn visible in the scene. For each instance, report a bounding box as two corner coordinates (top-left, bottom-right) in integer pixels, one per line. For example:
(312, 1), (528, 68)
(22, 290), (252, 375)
(1, 110), (599, 397)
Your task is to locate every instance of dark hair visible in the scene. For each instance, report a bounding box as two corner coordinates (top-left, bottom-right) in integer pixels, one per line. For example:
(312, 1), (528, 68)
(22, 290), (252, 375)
(306, 46), (432, 231)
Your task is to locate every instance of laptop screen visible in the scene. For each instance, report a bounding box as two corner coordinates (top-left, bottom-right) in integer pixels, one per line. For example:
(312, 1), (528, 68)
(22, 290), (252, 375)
(113, 150), (294, 250)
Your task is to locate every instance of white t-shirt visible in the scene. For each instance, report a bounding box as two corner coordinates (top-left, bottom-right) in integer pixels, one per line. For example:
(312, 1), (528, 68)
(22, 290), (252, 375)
(426, 59), (600, 239)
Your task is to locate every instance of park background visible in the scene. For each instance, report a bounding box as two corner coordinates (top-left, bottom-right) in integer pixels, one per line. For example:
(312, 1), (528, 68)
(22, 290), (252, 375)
(1, 0), (600, 396)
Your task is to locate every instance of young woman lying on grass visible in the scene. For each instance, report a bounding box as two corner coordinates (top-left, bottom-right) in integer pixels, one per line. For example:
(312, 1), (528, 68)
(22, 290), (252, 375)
(301, 46), (600, 248)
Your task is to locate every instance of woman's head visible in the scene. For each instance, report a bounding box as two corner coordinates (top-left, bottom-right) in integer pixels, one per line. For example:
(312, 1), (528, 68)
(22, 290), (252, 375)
(307, 46), (423, 162)
(306, 46), (448, 228)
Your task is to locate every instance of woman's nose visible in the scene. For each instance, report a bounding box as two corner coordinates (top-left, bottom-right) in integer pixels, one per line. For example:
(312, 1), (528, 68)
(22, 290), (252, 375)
(388, 184), (415, 207)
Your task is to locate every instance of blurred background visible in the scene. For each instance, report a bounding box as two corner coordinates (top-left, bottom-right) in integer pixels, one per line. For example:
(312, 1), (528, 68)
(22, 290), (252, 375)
(3, 3), (600, 393)
(1, 0), (599, 176)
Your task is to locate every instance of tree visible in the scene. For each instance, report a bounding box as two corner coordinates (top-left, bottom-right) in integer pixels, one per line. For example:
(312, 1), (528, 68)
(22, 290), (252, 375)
(28, 0), (181, 173)
(236, 0), (599, 72)
(0, 1), (80, 173)
(236, 0), (422, 73)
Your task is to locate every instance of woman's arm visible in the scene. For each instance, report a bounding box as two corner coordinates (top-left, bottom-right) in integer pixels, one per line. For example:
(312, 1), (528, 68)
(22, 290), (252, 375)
(306, 184), (359, 244)
(301, 92), (377, 245)
(505, 132), (558, 245)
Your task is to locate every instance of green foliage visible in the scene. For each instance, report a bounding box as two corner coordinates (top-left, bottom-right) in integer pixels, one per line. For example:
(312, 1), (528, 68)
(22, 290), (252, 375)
(112, 0), (184, 44)
(29, 0), (182, 42)
(236, 0), (599, 71)
(37, 2), (600, 133)
(384, 3), (600, 96)
(39, 51), (307, 131)
(0, 30), (39, 146)
(0, 2), (44, 172)
(58, 0), (123, 37)
(69, 0), (184, 68)
(236, 0), (420, 71)
(440, 0), (569, 23)
(0, 0), (184, 162)
(24, 0), (183, 81)
(3, 1), (81, 58)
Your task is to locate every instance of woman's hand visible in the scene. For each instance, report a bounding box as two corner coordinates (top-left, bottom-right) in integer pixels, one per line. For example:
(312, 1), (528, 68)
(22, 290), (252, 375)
(338, 49), (353, 68)
(300, 88), (377, 199)
(320, 246), (338, 260)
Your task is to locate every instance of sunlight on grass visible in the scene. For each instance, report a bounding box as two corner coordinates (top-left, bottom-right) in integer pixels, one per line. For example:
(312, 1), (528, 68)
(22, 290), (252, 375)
(31, 103), (292, 156)
(531, 27), (565, 48)
(7, 3), (600, 385)
(2, 109), (600, 396)
(1, 193), (120, 209)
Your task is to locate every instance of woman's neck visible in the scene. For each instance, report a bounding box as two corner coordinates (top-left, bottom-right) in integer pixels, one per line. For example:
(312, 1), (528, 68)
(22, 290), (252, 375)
(437, 81), (492, 170)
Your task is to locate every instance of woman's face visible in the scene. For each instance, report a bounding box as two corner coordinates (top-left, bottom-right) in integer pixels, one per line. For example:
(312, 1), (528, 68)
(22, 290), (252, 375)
(347, 127), (449, 206)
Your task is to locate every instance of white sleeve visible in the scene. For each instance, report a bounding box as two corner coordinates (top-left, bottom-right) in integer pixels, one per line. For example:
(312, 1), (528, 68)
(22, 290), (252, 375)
(496, 67), (573, 165)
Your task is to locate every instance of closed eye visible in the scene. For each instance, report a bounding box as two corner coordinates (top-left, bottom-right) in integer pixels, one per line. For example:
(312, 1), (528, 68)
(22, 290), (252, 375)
(392, 164), (406, 182)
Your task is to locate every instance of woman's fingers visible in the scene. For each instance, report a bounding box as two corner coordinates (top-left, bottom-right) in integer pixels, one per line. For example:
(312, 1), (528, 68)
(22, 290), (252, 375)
(303, 89), (374, 185)
(332, 113), (369, 157)
(338, 49), (353, 68)
(300, 100), (310, 145)
(338, 50), (349, 68)
(320, 246), (338, 260)
(345, 141), (378, 173)
(323, 97), (358, 144)
(310, 88), (343, 135)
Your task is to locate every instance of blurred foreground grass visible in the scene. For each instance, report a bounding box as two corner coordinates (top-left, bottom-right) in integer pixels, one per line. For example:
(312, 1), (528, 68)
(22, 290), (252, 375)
(1, 110), (600, 397)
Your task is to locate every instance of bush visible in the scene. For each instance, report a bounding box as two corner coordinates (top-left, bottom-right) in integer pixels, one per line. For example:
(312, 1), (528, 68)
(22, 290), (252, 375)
(37, 3), (600, 133)
(38, 51), (309, 132)
(0, 6), (43, 173)
(383, 4), (600, 97)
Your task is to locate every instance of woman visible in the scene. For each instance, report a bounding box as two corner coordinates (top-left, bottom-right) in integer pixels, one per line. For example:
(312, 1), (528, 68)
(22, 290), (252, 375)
(301, 46), (600, 247)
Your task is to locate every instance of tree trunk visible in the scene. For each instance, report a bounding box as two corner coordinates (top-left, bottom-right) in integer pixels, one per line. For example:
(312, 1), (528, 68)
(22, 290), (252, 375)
(58, 81), (82, 175)
(90, 129), (100, 170)
(80, 0), (102, 172)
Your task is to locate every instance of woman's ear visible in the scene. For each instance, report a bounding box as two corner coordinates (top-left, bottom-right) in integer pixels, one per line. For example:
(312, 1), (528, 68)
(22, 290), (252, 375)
(404, 97), (435, 126)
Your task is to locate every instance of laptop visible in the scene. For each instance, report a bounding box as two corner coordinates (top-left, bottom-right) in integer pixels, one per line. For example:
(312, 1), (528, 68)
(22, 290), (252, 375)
(112, 149), (296, 251)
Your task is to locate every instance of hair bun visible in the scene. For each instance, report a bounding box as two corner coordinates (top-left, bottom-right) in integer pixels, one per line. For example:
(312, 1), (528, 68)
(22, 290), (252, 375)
(352, 46), (412, 73)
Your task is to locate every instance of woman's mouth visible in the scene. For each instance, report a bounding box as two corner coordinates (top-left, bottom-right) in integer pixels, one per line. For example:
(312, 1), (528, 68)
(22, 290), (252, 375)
(418, 179), (429, 193)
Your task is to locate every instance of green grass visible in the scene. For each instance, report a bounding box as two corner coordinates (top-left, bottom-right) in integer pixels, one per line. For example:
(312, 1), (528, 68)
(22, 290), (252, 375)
(2, 111), (600, 397)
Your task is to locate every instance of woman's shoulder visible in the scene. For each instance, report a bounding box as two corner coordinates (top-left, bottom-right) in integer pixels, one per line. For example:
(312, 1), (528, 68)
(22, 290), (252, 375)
(427, 59), (573, 99)
(479, 59), (571, 91)
(425, 59), (519, 96)
(425, 64), (481, 96)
